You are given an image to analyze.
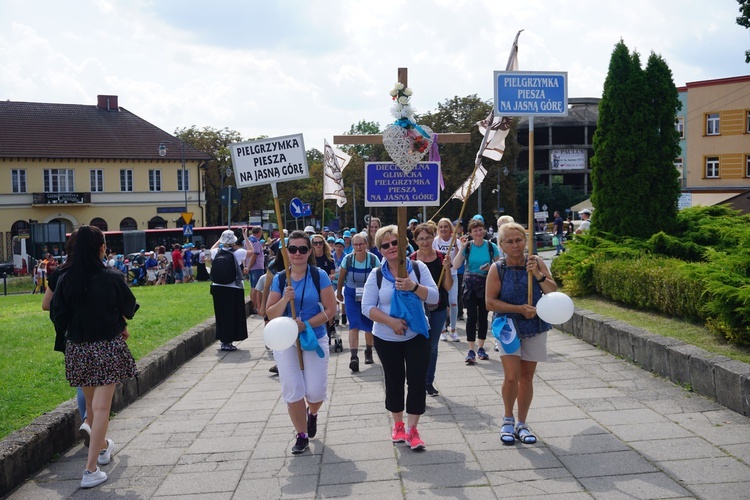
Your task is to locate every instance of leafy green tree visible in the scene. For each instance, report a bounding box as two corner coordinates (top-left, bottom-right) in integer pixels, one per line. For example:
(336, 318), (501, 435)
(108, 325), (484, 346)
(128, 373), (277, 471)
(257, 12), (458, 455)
(419, 95), (520, 223)
(737, 0), (750, 63)
(174, 126), (244, 226)
(591, 41), (681, 238)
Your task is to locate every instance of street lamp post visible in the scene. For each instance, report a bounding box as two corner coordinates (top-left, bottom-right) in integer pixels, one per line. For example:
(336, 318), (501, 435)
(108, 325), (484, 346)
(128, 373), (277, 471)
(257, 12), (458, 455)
(492, 166), (510, 219)
(158, 140), (188, 215)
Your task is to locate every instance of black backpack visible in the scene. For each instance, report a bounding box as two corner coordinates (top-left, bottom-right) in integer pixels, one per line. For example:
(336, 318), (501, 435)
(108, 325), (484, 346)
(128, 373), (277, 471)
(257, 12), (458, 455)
(210, 248), (242, 285)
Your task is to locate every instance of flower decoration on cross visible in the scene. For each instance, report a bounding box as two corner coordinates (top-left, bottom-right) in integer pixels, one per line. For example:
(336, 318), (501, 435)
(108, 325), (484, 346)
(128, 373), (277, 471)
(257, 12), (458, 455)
(385, 83), (433, 161)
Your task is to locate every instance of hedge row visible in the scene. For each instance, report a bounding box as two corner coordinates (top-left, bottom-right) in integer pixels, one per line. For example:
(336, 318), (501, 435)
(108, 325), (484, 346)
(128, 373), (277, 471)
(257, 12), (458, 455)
(551, 206), (750, 347)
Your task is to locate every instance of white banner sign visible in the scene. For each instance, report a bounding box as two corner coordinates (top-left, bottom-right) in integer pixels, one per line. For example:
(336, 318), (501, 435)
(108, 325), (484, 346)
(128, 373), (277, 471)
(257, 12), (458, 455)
(230, 133), (309, 188)
(550, 149), (586, 170)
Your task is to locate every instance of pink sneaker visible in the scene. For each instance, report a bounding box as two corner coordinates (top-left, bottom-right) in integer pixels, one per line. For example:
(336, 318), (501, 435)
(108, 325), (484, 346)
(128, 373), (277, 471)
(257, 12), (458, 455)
(406, 427), (425, 450)
(391, 422), (407, 443)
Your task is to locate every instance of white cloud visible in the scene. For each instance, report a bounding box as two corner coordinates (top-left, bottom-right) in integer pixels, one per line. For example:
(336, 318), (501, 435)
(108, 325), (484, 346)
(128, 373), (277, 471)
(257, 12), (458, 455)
(1, 0), (747, 148)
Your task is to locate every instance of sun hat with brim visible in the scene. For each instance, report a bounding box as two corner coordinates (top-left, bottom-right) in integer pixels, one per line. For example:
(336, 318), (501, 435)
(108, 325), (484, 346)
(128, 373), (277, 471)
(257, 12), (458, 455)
(220, 230), (237, 245)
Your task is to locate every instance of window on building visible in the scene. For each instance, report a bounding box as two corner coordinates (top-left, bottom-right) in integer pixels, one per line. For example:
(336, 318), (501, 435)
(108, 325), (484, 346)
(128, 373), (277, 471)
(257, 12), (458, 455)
(674, 158), (684, 188)
(706, 113), (720, 135)
(746, 155), (750, 178)
(120, 169), (133, 192)
(90, 169), (104, 192)
(90, 217), (108, 231)
(177, 169), (190, 192)
(44, 169), (75, 192)
(675, 117), (684, 139)
(120, 217), (137, 231)
(746, 111), (750, 134)
(149, 169), (162, 192)
(705, 157), (719, 178)
(11, 169), (27, 193)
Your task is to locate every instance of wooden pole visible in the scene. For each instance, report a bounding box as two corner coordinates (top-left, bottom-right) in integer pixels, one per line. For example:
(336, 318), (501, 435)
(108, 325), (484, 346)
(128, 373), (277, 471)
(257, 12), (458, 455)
(527, 117), (535, 305)
(272, 182), (304, 370)
(396, 67), (409, 278)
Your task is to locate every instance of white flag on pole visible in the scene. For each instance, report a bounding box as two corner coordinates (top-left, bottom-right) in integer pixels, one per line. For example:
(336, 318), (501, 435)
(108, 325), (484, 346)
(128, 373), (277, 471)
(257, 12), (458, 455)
(450, 164), (488, 202)
(477, 30), (522, 161)
(323, 139), (351, 207)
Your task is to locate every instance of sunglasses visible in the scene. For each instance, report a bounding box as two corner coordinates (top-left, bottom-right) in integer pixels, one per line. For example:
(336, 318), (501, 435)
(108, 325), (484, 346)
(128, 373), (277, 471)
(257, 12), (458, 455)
(380, 240), (398, 250)
(287, 245), (309, 255)
(312, 241), (324, 246)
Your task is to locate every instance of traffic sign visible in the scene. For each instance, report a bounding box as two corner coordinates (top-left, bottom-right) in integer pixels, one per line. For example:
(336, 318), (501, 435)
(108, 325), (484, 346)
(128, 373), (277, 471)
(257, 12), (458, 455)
(183, 224), (193, 236)
(301, 203), (312, 217)
(290, 198), (304, 218)
(181, 212), (193, 225)
(220, 186), (241, 207)
(494, 71), (568, 116)
(230, 133), (309, 188)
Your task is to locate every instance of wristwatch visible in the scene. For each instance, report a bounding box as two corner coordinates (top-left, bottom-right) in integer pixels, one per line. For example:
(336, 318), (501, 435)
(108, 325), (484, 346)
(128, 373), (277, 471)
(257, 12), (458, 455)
(535, 274), (547, 283)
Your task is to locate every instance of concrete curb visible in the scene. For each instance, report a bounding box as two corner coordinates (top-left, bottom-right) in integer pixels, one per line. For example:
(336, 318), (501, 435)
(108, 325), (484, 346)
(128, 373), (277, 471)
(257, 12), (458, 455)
(0, 299), (252, 497)
(559, 308), (750, 417)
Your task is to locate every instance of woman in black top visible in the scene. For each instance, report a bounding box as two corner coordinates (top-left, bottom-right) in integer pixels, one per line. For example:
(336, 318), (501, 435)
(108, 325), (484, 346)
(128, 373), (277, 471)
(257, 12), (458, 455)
(52, 226), (137, 489)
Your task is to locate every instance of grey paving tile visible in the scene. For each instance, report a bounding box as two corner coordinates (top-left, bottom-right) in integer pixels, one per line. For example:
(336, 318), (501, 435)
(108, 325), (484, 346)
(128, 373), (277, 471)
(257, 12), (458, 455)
(578, 472), (692, 499)
(628, 437), (729, 462)
(558, 450), (658, 478)
(153, 469), (242, 496)
(656, 456), (750, 485)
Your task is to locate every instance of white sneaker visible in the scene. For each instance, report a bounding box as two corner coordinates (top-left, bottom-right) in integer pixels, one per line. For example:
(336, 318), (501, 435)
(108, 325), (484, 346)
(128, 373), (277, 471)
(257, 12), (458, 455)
(450, 331), (460, 342)
(493, 342), (500, 352)
(97, 438), (115, 465)
(78, 422), (91, 448)
(440, 332), (448, 342)
(81, 467), (108, 488)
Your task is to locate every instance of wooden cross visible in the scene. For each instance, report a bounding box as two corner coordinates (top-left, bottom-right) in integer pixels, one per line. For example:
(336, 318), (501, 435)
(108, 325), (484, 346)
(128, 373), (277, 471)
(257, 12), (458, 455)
(333, 68), (472, 277)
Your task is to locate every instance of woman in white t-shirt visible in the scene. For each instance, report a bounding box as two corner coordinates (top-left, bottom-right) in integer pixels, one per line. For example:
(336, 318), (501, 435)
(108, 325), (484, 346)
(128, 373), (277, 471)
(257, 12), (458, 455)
(432, 218), (460, 341)
(209, 230), (248, 351)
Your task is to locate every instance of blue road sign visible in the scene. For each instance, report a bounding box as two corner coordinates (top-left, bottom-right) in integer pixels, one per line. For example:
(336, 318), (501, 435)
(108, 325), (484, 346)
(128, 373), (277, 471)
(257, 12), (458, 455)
(494, 71), (568, 116)
(301, 203), (312, 217)
(183, 224), (193, 236)
(290, 197), (303, 218)
(365, 162), (440, 207)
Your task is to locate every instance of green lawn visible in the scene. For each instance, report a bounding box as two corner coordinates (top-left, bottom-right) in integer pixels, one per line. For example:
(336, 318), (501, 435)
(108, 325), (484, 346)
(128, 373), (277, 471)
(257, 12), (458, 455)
(0, 282), (248, 439)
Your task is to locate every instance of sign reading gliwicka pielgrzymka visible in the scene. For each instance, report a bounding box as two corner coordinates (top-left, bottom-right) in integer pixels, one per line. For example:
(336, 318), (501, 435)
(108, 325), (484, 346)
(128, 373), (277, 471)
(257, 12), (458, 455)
(365, 161), (441, 207)
(230, 133), (309, 188)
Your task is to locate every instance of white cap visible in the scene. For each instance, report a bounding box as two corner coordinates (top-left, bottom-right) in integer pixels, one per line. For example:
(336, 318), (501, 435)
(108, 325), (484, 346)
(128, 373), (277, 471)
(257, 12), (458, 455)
(304, 226), (315, 234)
(579, 208), (592, 215)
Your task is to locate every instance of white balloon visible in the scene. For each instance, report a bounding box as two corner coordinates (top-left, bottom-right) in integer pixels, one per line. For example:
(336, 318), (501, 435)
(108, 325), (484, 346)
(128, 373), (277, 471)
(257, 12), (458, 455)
(263, 317), (298, 351)
(536, 292), (575, 325)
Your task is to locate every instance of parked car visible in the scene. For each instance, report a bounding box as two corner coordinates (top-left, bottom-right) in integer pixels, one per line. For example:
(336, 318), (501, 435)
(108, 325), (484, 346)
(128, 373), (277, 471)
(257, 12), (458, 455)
(534, 232), (553, 248)
(0, 261), (15, 277)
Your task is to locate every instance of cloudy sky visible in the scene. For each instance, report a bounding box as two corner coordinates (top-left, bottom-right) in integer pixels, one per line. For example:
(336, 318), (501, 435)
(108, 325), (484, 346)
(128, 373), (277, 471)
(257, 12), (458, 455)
(2, 0), (747, 149)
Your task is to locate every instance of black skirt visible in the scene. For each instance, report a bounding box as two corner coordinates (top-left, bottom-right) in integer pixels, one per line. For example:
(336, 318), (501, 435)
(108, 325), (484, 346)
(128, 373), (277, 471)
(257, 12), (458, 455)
(211, 285), (248, 344)
(196, 262), (210, 281)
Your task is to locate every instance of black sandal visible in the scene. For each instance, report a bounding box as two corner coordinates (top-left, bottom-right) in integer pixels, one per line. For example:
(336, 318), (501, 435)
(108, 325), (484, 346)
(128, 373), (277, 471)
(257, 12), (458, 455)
(500, 418), (515, 445)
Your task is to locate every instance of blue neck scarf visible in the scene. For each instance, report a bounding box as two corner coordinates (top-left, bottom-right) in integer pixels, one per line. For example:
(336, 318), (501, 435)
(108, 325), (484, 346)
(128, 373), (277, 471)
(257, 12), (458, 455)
(381, 260), (429, 338)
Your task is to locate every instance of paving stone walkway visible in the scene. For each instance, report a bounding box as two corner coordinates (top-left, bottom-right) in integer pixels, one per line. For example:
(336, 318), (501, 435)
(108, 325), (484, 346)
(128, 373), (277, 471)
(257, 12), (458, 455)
(9, 314), (750, 499)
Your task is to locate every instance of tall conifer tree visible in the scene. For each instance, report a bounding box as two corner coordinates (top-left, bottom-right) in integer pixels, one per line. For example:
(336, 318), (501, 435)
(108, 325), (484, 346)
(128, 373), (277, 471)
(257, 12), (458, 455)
(591, 41), (681, 238)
